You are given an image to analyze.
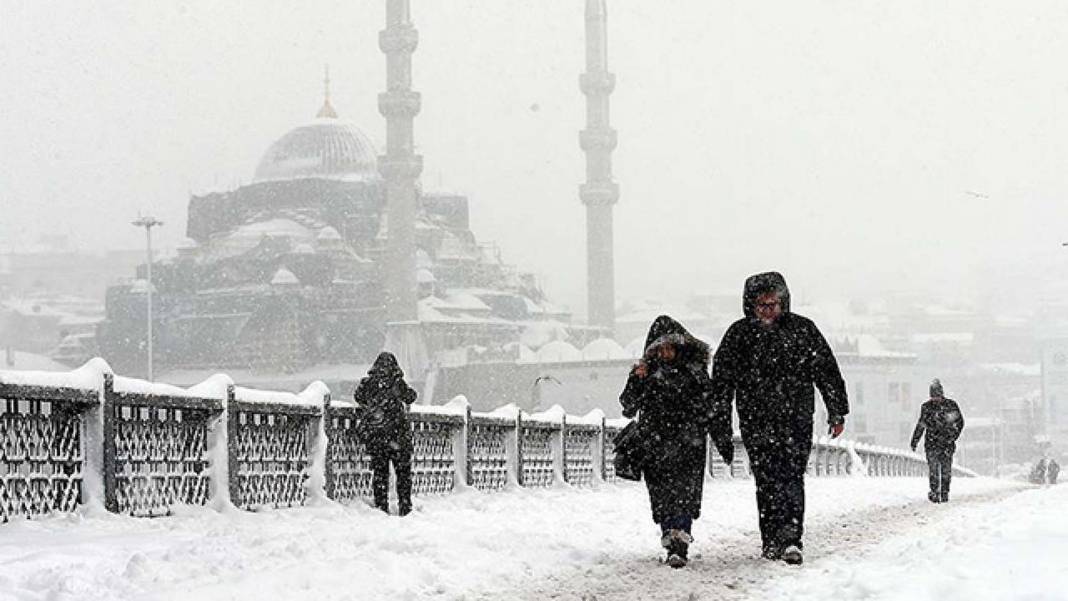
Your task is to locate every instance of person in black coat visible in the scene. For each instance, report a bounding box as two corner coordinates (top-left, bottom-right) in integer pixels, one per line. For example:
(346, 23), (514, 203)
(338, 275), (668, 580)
(354, 352), (418, 515)
(910, 378), (964, 503)
(710, 272), (849, 565)
(619, 315), (730, 568)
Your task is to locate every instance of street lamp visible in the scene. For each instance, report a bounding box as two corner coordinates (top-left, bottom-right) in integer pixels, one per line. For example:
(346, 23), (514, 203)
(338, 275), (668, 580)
(132, 215), (163, 380)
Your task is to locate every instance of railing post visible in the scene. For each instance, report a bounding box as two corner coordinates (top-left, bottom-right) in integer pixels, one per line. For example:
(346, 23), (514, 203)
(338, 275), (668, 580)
(323, 392), (336, 500)
(306, 391), (329, 502)
(594, 416), (607, 483)
(516, 412), (525, 487)
(555, 415), (567, 485)
(452, 404), (471, 489)
(101, 373), (118, 513)
(225, 385), (240, 509)
(205, 384), (230, 509)
(80, 372), (109, 511)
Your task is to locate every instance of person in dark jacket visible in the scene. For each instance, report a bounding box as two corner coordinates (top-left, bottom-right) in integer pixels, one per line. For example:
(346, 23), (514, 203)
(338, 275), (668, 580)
(354, 352), (418, 515)
(710, 272), (849, 565)
(910, 378), (964, 503)
(619, 315), (730, 568)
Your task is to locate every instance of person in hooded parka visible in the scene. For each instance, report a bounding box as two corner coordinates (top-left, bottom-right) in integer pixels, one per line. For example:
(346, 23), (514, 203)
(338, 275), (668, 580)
(710, 272), (849, 565)
(353, 352), (418, 516)
(619, 315), (733, 568)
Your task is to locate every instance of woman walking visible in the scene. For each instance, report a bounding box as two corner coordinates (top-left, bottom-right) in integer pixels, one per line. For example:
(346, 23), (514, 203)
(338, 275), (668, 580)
(354, 352), (418, 516)
(619, 315), (732, 568)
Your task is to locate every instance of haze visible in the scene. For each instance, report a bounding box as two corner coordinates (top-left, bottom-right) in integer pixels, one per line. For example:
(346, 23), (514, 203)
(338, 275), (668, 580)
(3, 0), (1068, 315)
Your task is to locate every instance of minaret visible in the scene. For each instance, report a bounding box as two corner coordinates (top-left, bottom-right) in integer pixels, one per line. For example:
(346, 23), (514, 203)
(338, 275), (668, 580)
(580, 0), (619, 334)
(379, 0), (422, 322)
(378, 0), (428, 380)
(317, 65), (338, 119)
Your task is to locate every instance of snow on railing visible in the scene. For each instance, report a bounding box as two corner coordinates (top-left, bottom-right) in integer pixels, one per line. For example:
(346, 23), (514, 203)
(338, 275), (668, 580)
(0, 359), (968, 522)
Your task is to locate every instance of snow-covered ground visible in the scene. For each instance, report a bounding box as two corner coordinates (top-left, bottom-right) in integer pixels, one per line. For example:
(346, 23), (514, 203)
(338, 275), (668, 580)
(0, 476), (1044, 601)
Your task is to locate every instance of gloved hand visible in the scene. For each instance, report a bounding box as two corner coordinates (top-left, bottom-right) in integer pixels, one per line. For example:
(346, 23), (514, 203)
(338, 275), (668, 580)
(827, 415), (845, 439)
(910, 444), (917, 452)
(716, 440), (734, 466)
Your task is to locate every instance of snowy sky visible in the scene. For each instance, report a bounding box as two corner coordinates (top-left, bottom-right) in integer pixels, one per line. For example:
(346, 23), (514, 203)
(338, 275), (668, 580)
(3, 1), (1068, 315)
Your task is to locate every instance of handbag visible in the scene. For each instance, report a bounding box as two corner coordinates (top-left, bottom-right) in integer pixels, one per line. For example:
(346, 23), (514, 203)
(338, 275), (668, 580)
(612, 419), (646, 481)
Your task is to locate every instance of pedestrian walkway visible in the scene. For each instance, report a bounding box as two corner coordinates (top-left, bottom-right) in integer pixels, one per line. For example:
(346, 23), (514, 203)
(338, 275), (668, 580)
(0, 477), (1029, 601)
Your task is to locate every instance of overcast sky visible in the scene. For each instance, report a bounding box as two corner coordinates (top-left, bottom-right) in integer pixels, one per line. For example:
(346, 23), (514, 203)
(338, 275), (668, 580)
(3, 1), (1068, 317)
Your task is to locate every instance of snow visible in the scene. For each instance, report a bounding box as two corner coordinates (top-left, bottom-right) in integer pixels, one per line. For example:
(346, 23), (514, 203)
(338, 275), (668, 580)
(112, 376), (214, 399)
(0, 357), (111, 390)
(232, 381), (328, 408)
(525, 404), (566, 423)
(569, 408), (606, 426)
(759, 484), (1068, 601)
(0, 476), (1033, 600)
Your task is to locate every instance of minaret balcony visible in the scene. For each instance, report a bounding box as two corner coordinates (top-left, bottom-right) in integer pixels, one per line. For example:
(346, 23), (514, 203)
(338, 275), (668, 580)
(378, 155), (424, 180)
(580, 72), (616, 95)
(378, 91), (422, 118)
(580, 182), (620, 206)
(379, 26), (419, 54)
(579, 128), (618, 151)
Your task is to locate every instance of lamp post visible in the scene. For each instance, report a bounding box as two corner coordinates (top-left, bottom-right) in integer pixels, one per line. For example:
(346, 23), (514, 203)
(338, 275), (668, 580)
(132, 215), (163, 380)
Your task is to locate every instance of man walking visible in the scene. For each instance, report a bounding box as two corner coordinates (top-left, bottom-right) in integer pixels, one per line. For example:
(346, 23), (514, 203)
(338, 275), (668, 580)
(911, 379), (965, 503)
(710, 272), (849, 565)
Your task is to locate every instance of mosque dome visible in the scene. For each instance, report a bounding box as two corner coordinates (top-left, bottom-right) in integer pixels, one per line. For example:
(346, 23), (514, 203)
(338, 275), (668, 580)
(253, 117), (379, 183)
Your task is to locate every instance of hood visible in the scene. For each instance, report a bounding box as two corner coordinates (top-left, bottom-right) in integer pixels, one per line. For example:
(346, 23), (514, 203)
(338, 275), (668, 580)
(742, 271), (791, 318)
(368, 351), (404, 381)
(642, 315), (710, 367)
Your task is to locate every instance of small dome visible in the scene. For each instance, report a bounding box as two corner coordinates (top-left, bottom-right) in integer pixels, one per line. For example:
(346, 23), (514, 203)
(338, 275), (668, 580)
(536, 340), (581, 363)
(254, 120), (379, 183)
(416, 268), (437, 284)
(271, 268), (300, 286)
(581, 338), (628, 360)
(292, 243), (316, 255)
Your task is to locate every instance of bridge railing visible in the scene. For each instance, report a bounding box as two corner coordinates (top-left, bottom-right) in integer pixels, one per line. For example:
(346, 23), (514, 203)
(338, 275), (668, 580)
(1, 359), (971, 522)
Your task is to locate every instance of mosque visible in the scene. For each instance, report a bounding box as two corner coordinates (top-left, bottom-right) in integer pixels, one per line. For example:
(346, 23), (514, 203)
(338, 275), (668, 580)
(97, 0), (621, 392)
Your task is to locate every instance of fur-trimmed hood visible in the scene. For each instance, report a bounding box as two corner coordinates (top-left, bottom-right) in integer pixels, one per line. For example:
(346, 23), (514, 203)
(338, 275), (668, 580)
(642, 315), (710, 367)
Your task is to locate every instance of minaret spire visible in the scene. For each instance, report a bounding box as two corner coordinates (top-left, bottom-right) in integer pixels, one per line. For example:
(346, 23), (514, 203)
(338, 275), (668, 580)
(580, 0), (619, 334)
(317, 64), (338, 119)
(379, 0), (422, 323)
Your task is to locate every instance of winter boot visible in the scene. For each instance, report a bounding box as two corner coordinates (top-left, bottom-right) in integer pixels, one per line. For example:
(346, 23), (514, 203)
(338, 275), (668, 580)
(927, 491), (940, 503)
(939, 492), (949, 503)
(761, 545), (783, 561)
(665, 540), (688, 569)
(781, 545), (803, 565)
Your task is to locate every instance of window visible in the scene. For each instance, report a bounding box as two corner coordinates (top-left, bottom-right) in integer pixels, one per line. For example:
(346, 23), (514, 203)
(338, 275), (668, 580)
(901, 382), (911, 407)
(854, 382), (865, 406)
(888, 382), (900, 405)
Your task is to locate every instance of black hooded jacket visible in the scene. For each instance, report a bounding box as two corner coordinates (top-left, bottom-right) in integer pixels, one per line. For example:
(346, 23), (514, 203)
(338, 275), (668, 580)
(353, 352), (418, 451)
(711, 272), (849, 448)
(619, 316), (723, 522)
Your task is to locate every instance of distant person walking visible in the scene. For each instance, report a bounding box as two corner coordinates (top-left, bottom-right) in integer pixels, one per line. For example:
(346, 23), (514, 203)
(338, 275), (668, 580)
(710, 272), (849, 565)
(354, 352), (418, 516)
(619, 315), (731, 568)
(910, 378), (965, 503)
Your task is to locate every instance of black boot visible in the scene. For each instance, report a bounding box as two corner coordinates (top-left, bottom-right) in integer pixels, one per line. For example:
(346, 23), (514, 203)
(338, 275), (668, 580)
(666, 540), (688, 568)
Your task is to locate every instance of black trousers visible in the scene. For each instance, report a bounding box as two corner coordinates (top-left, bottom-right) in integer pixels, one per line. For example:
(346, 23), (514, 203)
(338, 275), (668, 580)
(926, 446), (954, 500)
(747, 430), (812, 552)
(370, 444), (413, 514)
